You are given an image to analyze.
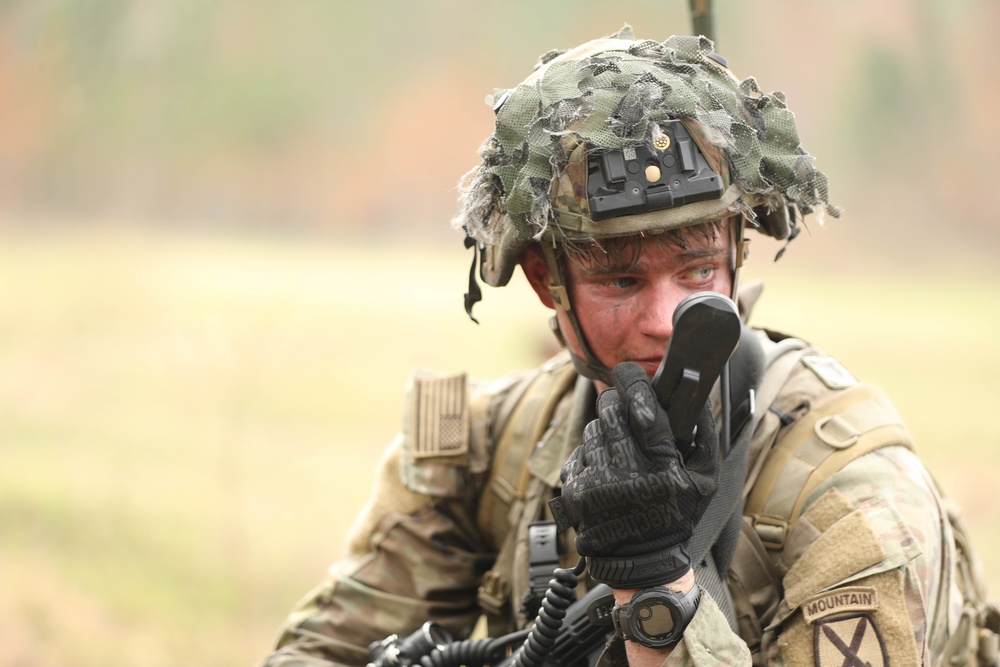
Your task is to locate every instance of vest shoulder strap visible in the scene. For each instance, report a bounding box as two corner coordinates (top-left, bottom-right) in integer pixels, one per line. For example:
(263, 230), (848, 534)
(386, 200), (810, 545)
(474, 353), (577, 631)
(475, 353), (578, 549)
(730, 342), (915, 657)
(744, 380), (913, 551)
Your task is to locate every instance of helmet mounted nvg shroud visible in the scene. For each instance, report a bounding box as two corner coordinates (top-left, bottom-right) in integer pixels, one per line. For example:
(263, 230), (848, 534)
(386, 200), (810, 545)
(454, 27), (840, 384)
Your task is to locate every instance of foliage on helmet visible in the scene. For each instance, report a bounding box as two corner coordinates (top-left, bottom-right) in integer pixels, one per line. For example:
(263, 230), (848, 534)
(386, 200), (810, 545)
(454, 26), (840, 286)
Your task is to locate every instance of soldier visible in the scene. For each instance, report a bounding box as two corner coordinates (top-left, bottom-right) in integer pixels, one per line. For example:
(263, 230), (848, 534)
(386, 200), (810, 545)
(261, 28), (998, 667)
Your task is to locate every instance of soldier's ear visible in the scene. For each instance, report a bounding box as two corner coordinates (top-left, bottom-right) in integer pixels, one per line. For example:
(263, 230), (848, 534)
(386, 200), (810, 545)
(519, 246), (556, 310)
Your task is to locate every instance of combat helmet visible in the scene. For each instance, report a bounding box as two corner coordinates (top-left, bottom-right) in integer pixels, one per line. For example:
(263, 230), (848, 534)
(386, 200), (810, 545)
(455, 26), (840, 383)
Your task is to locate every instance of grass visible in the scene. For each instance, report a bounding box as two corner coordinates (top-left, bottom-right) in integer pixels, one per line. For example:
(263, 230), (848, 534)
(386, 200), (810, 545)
(0, 225), (997, 667)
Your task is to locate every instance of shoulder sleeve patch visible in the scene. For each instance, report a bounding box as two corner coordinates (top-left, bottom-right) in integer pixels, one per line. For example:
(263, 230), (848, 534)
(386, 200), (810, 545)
(400, 370), (471, 498)
(813, 612), (888, 666)
(802, 354), (858, 390)
(409, 372), (469, 460)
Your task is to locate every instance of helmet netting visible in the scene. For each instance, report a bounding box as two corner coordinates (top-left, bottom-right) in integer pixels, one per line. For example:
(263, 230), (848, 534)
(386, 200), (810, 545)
(455, 28), (840, 247)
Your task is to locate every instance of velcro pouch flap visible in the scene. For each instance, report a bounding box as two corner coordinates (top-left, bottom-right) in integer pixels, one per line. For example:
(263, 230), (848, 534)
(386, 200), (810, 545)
(772, 494), (922, 627)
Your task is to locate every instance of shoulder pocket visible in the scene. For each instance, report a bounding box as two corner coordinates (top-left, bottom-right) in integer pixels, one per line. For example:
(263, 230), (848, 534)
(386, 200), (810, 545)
(747, 382), (913, 550)
(771, 493), (925, 667)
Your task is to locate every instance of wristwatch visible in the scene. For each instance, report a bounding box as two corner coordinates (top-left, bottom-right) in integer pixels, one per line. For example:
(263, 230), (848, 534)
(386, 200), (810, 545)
(611, 585), (701, 648)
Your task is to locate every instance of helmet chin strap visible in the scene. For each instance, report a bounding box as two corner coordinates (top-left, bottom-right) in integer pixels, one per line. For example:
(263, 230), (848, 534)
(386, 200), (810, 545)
(731, 215), (750, 306)
(721, 215), (750, 458)
(538, 217), (750, 389)
(537, 243), (616, 387)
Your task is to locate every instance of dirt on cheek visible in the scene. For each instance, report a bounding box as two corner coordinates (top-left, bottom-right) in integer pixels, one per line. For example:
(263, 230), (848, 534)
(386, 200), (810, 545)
(593, 302), (630, 357)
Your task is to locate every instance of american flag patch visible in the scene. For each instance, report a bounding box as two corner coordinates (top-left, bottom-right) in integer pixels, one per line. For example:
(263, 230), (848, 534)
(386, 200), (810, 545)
(411, 373), (468, 459)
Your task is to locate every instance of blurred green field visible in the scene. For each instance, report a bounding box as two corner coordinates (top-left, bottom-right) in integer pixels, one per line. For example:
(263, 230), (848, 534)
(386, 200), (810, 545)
(1, 225), (998, 667)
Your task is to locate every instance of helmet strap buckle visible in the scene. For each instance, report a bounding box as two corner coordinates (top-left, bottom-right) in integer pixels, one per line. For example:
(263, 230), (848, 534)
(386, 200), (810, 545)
(549, 284), (571, 311)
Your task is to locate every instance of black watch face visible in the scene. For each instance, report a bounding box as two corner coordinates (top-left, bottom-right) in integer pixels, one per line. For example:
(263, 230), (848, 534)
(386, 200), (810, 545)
(633, 598), (676, 642)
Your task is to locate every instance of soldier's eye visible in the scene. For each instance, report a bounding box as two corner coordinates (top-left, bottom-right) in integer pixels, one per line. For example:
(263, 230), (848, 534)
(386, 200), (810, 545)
(606, 277), (637, 289)
(684, 266), (714, 282)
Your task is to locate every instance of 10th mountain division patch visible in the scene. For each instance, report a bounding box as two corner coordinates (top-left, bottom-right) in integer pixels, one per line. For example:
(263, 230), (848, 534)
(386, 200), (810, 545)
(814, 613), (889, 667)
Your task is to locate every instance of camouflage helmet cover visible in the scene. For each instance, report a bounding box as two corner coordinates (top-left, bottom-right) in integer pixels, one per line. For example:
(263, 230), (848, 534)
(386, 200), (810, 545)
(455, 26), (840, 287)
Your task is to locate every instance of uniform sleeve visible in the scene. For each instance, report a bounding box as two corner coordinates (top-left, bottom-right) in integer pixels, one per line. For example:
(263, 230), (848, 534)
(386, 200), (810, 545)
(758, 445), (952, 666)
(259, 368), (528, 667)
(260, 436), (495, 667)
(665, 593), (754, 665)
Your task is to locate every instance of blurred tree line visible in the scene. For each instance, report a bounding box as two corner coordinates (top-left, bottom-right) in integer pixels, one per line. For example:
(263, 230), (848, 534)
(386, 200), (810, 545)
(1, 0), (997, 256)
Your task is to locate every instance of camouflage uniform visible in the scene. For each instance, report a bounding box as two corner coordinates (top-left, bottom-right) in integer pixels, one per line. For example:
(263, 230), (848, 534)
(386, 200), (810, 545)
(261, 320), (979, 666)
(261, 28), (997, 667)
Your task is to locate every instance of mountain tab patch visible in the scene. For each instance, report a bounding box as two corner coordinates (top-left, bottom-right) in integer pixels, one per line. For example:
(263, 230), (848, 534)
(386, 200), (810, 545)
(803, 586), (879, 624)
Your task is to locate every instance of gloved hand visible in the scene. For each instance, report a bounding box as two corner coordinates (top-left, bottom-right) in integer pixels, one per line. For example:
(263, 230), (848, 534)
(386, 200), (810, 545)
(548, 362), (720, 588)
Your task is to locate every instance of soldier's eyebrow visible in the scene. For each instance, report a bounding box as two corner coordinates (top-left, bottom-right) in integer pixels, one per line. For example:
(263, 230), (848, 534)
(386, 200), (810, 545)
(674, 247), (728, 263)
(579, 246), (727, 276)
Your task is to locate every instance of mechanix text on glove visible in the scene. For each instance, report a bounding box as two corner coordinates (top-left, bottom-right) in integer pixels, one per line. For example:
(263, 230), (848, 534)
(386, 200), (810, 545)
(548, 362), (720, 588)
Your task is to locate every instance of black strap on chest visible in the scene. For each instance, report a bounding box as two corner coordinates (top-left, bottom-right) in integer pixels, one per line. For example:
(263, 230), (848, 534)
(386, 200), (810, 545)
(689, 325), (764, 629)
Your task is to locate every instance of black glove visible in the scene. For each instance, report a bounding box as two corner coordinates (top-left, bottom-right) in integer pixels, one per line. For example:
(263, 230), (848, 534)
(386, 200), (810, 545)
(548, 362), (720, 588)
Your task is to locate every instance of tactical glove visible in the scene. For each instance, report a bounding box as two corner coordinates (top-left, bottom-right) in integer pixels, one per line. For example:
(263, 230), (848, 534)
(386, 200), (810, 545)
(548, 362), (720, 589)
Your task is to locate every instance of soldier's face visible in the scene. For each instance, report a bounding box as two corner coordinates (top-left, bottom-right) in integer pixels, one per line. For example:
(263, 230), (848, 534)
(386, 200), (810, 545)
(523, 223), (733, 388)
